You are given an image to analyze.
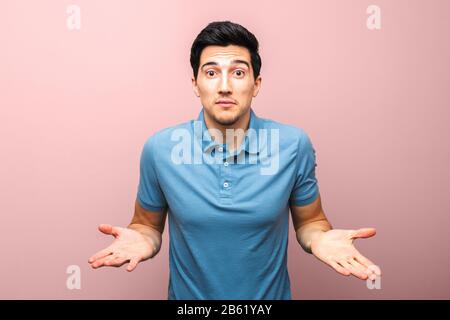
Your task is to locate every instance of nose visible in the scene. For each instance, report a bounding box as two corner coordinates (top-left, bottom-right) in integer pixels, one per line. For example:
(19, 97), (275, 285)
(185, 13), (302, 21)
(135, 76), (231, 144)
(219, 73), (232, 95)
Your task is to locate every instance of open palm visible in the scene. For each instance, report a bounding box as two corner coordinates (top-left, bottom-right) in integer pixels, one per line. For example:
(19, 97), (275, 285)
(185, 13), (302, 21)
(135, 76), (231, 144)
(311, 228), (381, 280)
(88, 224), (155, 272)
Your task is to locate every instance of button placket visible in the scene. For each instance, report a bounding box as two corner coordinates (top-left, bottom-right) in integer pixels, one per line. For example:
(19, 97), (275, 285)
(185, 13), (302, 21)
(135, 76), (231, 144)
(219, 152), (233, 201)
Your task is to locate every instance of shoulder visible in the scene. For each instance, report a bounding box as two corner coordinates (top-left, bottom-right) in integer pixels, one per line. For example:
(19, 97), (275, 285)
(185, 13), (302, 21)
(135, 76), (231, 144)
(142, 120), (192, 149)
(258, 116), (312, 150)
(140, 119), (194, 165)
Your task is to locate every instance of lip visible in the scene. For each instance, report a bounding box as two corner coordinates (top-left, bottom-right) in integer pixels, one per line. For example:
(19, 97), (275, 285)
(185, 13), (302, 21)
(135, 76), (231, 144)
(216, 99), (236, 107)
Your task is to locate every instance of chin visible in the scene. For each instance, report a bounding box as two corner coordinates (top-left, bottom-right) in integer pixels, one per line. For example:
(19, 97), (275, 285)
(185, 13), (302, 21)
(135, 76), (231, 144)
(215, 113), (240, 126)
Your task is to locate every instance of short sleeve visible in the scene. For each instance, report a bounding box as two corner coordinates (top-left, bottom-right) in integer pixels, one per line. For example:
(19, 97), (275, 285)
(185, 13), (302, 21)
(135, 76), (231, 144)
(136, 135), (168, 212)
(289, 131), (319, 206)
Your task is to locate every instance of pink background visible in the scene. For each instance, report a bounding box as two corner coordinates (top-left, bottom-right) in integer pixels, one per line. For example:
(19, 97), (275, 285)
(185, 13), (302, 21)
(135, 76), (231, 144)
(1, 0), (449, 299)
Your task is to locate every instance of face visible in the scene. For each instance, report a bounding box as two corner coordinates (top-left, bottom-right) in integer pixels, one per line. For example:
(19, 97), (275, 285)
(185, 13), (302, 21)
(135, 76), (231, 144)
(192, 45), (262, 128)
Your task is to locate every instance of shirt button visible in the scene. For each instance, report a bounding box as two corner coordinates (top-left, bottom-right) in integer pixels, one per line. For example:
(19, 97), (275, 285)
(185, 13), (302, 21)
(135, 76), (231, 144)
(223, 161), (229, 167)
(223, 182), (229, 188)
(218, 147), (223, 152)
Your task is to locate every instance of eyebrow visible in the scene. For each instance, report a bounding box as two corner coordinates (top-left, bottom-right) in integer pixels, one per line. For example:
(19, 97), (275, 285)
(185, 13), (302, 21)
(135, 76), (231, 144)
(200, 59), (250, 70)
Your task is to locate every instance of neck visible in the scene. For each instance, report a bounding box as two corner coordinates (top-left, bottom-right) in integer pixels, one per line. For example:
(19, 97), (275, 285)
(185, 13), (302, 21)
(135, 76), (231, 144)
(204, 109), (251, 152)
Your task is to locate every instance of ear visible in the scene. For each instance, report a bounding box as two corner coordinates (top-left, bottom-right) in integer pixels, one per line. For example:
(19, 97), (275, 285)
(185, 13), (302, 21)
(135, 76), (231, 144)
(192, 76), (200, 97)
(252, 75), (262, 97)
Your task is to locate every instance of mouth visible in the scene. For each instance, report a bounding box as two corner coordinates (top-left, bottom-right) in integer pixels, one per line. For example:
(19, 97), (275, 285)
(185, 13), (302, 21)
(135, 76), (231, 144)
(216, 100), (236, 108)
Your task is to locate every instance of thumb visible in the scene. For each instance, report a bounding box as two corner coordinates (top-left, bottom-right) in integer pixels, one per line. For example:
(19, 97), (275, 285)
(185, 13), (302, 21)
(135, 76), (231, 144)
(98, 224), (119, 237)
(350, 227), (376, 239)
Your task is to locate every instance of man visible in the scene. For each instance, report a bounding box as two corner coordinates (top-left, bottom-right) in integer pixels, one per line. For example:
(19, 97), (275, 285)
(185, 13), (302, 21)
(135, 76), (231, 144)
(88, 21), (381, 299)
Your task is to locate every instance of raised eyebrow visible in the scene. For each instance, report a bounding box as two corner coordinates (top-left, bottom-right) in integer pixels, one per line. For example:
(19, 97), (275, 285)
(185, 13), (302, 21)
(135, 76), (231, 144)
(230, 59), (250, 69)
(200, 60), (250, 70)
(200, 61), (218, 70)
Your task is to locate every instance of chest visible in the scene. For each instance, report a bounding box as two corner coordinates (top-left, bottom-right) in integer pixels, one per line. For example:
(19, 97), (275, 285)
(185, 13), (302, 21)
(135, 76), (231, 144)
(157, 152), (296, 229)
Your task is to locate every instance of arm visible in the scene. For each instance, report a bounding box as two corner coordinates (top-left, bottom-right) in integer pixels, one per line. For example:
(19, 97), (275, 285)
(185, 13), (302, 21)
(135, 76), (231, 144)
(127, 199), (168, 257)
(291, 193), (380, 280)
(290, 131), (380, 280)
(88, 134), (170, 271)
(290, 193), (332, 254)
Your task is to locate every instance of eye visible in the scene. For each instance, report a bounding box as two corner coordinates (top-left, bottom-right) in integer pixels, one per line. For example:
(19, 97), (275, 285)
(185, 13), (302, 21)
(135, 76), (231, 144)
(234, 70), (245, 77)
(206, 70), (216, 77)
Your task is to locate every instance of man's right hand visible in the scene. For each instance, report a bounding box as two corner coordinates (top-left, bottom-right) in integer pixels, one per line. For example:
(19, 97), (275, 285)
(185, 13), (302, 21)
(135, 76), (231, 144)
(88, 224), (157, 272)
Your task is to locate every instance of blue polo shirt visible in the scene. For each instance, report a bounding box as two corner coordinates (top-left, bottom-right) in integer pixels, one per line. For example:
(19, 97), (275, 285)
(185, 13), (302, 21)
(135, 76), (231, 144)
(136, 108), (319, 299)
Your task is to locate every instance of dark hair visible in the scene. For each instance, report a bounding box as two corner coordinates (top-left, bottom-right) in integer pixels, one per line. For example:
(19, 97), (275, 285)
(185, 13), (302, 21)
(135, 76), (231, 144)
(190, 21), (261, 81)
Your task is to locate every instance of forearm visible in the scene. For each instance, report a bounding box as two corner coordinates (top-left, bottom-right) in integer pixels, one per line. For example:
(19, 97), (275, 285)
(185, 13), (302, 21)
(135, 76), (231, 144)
(296, 219), (332, 254)
(127, 223), (162, 257)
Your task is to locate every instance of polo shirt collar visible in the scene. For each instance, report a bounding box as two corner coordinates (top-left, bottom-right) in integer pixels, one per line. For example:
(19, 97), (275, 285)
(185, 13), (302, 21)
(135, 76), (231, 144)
(194, 108), (262, 156)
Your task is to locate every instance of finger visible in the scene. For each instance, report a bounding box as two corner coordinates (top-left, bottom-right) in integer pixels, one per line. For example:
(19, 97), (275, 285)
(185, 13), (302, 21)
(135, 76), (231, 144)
(104, 255), (128, 267)
(354, 252), (375, 269)
(112, 257), (129, 268)
(88, 248), (113, 263)
(102, 254), (119, 266)
(127, 256), (142, 272)
(339, 260), (367, 280)
(348, 258), (369, 280)
(329, 261), (350, 276)
(98, 224), (119, 237)
(366, 264), (382, 279)
(353, 253), (381, 279)
(91, 254), (117, 269)
(351, 228), (376, 240)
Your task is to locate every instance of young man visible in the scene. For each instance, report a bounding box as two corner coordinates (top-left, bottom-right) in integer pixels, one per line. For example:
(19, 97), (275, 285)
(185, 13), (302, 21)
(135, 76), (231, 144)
(88, 21), (381, 299)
